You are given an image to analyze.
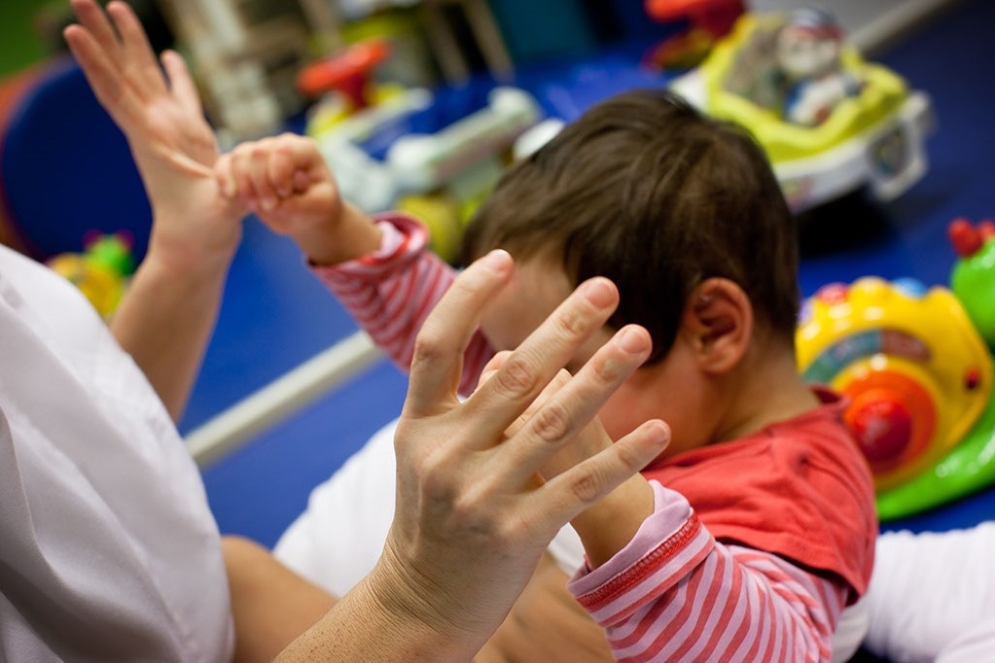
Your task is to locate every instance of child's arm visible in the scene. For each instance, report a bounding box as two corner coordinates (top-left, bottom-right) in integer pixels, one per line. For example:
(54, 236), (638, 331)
(568, 482), (849, 662)
(216, 134), (495, 395)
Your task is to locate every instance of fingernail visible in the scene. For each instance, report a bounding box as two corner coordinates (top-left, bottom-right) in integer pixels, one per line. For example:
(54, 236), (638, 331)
(584, 279), (614, 307)
(481, 249), (512, 272)
(646, 420), (671, 445)
(260, 197), (275, 211)
(617, 326), (650, 354)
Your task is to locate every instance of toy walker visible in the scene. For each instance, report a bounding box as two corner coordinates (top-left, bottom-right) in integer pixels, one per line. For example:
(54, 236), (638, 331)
(797, 219), (995, 520)
(670, 8), (933, 212)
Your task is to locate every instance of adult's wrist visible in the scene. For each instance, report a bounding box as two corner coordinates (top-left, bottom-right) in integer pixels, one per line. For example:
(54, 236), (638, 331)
(143, 218), (240, 285)
(358, 550), (484, 662)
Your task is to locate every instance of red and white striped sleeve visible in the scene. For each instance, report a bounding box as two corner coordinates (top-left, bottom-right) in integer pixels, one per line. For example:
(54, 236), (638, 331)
(311, 213), (495, 397)
(569, 482), (847, 663)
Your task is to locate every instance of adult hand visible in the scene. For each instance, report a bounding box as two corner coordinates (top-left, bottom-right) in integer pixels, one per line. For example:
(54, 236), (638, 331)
(64, 0), (243, 273)
(366, 249), (670, 659)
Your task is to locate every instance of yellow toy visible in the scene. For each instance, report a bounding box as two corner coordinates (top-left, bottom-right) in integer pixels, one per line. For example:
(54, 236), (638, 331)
(669, 10), (933, 212)
(47, 232), (134, 319)
(796, 278), (992, 493)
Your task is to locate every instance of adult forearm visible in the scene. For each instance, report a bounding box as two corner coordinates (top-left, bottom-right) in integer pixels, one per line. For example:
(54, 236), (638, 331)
(276, 563), (486, 663)
(110, 245), (231, 422)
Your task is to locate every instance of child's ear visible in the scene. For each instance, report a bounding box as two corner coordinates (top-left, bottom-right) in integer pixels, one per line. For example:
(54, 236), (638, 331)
(680, 278), (753, 374)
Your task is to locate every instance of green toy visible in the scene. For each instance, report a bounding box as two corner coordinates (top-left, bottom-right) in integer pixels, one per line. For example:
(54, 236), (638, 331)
(797, 218), (995, 521)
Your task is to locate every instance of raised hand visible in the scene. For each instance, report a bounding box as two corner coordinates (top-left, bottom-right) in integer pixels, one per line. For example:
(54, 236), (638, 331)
(215, 132), (381, 265)
(64, 0), (242, 271)
(372, 249), (670, 657)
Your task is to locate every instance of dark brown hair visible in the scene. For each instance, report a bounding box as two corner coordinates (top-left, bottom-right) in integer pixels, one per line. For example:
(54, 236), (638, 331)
(461, 88), (800, 365)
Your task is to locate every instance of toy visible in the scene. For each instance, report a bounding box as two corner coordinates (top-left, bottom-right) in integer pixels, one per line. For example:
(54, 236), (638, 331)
(949, 218), (995, 348)
(297, 38), (392, 111)
(308, 85), (542, 263)
(774, 8), (863, 127)
(644, 0), (746, 70)
(796, 219), (995, 520)
(46, 232), (135, 318)
(669, 9), (933, 212)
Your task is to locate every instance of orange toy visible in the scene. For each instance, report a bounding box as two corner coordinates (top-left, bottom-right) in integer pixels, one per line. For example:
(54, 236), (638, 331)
(296, 38), (391, 110)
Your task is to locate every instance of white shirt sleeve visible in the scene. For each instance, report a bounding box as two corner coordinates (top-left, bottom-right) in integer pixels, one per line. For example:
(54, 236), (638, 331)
(0, 246), (233, 662)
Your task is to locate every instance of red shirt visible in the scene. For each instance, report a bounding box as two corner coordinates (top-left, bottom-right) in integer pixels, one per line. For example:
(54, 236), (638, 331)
(644, 388), (877, 601)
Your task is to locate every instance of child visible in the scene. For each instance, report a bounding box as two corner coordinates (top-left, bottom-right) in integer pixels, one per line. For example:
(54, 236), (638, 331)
(218, 89), (877, 661)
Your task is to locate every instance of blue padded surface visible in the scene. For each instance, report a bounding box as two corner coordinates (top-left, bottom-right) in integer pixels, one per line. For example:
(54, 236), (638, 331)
(0, 59), (152, 261)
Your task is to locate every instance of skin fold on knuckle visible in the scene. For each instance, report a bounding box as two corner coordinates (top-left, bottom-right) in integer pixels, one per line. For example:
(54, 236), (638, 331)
(410, 329), (448, 369)
(589, 351), (635, 389)
(529, 402), (572, 445)
(566, 466), (606, 505)
(490, 352), (539, 400)
(612, 437), (650, 473)
(552, 303), (593, 346)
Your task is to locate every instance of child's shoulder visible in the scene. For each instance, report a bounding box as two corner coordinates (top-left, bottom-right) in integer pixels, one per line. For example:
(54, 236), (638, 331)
(644, 387), (877, 598)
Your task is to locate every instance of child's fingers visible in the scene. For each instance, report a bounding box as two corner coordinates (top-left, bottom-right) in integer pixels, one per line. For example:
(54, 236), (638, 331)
(272, 134), (327, 197)
(227, 144), (259, 206)
(245, 141), (282, 211)
(267, 145), (297, 199)
(476, 352), (509, 391)
(214, 155), (236, 199)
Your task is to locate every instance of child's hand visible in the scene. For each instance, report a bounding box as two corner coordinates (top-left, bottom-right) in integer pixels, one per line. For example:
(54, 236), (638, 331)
(216, 133), (381, 265)
(216, 133), (340, 237)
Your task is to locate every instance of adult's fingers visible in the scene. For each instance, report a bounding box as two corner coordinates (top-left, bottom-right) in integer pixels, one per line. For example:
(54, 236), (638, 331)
(69, 0), (122, 64)
(403, 250), (514, 418)
(500, 324), (653, 486)
(64, 25), (141, 129)
(478, 353), (571, 447)
(160, 50), (203, 118)
(107, 1), (167, 98)
(528, 418), (670, 532)
(462, 277), (619, 447)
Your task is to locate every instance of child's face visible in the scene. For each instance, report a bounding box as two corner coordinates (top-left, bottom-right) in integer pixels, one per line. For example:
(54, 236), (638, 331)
(480, 257), (705, 458)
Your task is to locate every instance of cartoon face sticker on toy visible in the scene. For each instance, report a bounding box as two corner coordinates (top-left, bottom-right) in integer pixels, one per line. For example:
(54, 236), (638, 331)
(776, 8), (844, 81)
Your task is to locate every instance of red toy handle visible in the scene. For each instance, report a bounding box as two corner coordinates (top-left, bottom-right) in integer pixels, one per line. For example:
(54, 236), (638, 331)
(296, 38), (391, 108)
(646, 0), (745, 37)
